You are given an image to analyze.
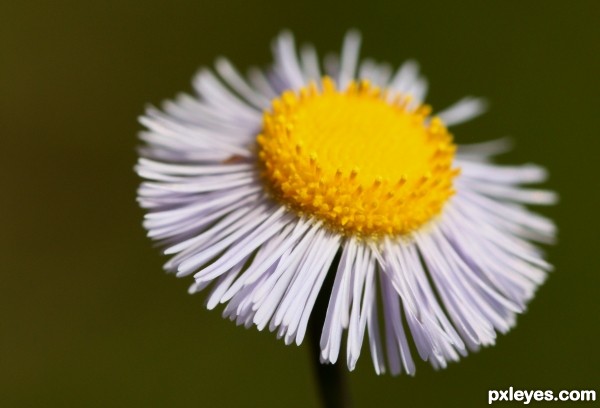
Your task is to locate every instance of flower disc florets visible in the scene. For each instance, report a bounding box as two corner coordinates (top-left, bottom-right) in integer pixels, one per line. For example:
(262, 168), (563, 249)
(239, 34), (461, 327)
(258, 77), (459, 238)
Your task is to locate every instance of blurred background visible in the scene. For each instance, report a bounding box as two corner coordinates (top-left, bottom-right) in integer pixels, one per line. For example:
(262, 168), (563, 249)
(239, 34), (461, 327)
(2, 1), (599, 406)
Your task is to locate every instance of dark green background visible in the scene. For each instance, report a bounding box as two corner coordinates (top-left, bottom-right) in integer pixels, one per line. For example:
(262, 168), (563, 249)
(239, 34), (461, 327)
(2, 1), (599, 407)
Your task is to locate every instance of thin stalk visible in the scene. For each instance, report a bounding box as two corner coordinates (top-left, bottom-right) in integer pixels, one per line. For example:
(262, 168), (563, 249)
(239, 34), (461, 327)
(307, 256), (352, 408)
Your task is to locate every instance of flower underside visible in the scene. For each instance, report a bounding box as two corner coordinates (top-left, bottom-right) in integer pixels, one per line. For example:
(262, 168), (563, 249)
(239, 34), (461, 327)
(258, 77), (459, 238)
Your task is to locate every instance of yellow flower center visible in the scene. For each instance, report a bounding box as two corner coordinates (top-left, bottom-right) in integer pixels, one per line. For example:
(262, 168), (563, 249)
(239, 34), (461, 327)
(257, 77), (458, 238)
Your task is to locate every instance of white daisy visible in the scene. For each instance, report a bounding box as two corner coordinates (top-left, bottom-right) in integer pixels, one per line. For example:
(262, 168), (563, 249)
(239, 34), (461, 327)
(136, 31), (556, 375)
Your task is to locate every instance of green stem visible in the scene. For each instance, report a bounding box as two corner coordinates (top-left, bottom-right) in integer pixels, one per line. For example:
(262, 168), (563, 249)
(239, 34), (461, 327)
(308, 256), (352, 408)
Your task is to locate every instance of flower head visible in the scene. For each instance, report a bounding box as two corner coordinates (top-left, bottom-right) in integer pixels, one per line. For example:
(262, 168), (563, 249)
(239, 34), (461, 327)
(137, 31), (556, 375)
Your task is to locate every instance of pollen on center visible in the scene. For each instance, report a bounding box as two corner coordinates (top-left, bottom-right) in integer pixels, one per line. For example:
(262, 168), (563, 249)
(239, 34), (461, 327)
(257, 77), (459, 238)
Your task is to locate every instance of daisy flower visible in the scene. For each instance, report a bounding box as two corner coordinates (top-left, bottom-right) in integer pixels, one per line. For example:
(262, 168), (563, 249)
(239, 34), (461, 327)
(136, 31), (556, 375)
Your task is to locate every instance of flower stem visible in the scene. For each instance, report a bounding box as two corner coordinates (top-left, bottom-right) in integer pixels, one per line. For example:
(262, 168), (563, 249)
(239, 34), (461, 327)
(308, 255), (352, 408)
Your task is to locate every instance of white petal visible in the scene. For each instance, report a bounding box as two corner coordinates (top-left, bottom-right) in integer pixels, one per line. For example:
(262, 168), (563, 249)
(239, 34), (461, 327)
(437, 97), (488, 126)
(272, 31), (305, 90)
(338, 30), (362, 89)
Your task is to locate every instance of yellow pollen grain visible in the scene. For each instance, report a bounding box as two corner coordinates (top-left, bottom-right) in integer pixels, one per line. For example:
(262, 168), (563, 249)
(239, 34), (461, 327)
(257, 77), (458, 238)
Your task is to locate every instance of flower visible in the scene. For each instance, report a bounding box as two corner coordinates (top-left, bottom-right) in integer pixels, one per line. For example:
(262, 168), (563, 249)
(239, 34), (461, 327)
(136, 31), (556, 375)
